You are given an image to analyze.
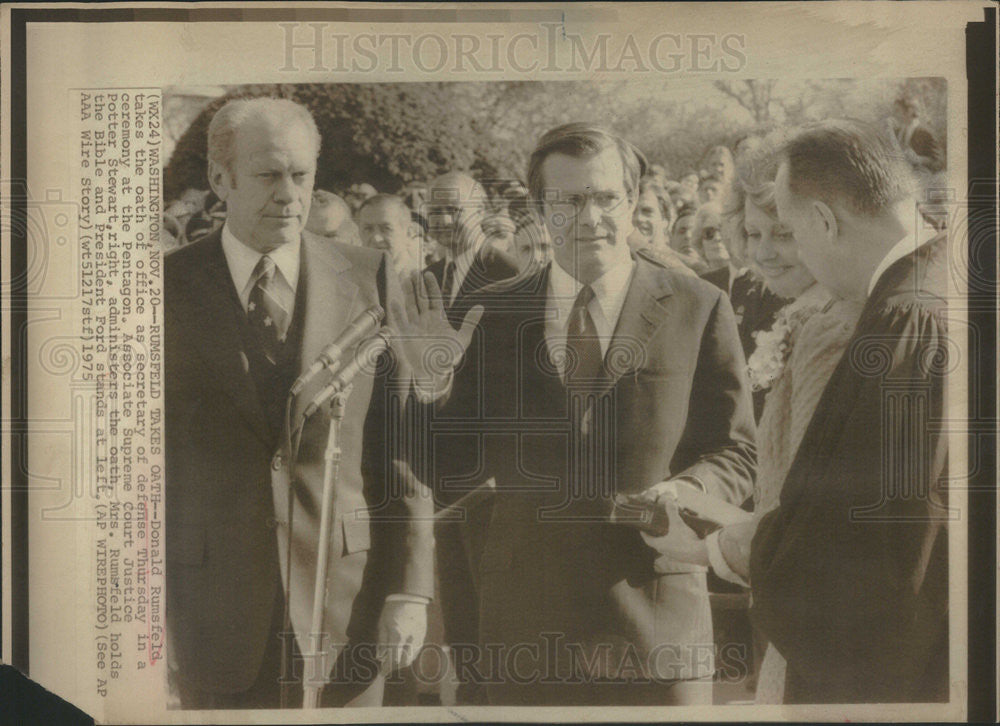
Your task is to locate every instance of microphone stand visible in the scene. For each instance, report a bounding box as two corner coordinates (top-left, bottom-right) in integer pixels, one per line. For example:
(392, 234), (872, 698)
(301, 385), (351, 709)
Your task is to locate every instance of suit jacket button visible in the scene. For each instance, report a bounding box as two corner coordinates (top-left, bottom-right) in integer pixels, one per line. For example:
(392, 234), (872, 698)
(272, 454), (283, 471)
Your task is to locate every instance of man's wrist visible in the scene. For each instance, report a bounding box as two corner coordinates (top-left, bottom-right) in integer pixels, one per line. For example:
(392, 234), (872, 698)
(412, 369), (453, 403)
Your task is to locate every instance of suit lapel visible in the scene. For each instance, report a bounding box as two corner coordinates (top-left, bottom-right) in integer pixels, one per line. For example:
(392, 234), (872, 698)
(183, 233), (271, 443)
(291, 233), (361, 423)
(603, 259), (674, 388)
(455, 247), (487, 303)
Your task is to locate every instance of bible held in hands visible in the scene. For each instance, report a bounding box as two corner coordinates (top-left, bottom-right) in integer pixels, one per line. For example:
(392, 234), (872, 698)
(610, 484), (753, 538)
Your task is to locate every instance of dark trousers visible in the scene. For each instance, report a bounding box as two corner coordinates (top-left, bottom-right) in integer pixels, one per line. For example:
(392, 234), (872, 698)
(174, 577), (384, 710)
(435, 498), (494, 705)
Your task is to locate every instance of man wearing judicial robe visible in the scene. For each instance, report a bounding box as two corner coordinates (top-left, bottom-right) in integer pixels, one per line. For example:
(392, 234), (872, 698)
(749, 119), (950, 703)
(164, 98), (452, 709)
(430, 123), (756, 705)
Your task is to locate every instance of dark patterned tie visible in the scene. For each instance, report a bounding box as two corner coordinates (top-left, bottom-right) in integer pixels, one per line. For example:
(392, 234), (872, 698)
(247, 255), (289, 364)
(565, 284), (603, 383)
(441, 260), (456, 307)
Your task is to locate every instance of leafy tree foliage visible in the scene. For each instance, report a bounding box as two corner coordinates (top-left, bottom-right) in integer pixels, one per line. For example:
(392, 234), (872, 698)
(165, 79), (946, 202)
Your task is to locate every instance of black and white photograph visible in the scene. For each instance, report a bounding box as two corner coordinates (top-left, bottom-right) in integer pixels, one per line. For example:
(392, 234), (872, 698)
(160, 79), (952, 712)
(2, 3), (995, 724)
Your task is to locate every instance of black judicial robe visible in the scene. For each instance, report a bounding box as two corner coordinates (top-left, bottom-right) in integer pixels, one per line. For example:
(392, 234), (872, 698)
(749, 234), (950, 703)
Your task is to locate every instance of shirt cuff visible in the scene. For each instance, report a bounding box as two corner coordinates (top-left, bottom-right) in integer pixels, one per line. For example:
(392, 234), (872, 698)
(385, 594), (431, 605)
(411, 369), (454, 403)
(706, 530), (749, 588)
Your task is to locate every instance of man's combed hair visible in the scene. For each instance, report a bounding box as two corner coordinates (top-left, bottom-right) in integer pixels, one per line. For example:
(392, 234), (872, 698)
(358, 193), (412, 221)
(527, 123), (647, 203)
(207, 97), (321, 174)
(780, 118), (916, 217)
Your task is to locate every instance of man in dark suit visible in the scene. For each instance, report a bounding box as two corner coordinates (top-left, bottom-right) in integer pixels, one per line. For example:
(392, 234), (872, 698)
(702, 245), (786, 423)
(702, 255), (786, 357)
(748, 119), (949, 703)
(424, 172), (519, 323)
(419, 170), (518, 704)
(429, 124), (756, 705)
(165, 98), (444, 709)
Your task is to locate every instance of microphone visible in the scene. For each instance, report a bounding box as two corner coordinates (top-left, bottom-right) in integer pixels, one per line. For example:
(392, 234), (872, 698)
(289, 305), (384, 396)
(301, 330), (391, 420)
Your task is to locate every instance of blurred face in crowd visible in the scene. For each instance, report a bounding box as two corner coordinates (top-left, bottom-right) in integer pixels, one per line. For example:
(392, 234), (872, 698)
(358, 199), (417, 273)
(512, 220), (552, 275)
(722, 212), (749, 270)
(707, 151), (734, 182)
(745, 195), (815, 299)
(699, 179), (724, 205)
(305, 191), (351, 238)
(632, 190), (666, 247)
(773, 161), (852, 299)
(541, 147), (636, 285)
(482, 207), (517, 254)
(680, 173), (700, 196)
(893, 101), (917, 126)
(670, 212), (696, 254)
(210, 116), (316, 254)
(694, 205), (729, 270)
(426, 173), (487, 255)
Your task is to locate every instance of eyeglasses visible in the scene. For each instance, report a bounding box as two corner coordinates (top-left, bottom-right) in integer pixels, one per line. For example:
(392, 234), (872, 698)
(543, 191), (628, 220)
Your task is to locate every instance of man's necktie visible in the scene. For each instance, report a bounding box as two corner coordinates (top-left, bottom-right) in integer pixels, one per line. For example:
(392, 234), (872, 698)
(247, 255), (289, 364)
(565, 284), (603, 383)
(441, 260), (456, 307)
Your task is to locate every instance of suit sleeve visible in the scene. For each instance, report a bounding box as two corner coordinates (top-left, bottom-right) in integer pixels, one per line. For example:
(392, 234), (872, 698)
(364, 252), (435, 601)
(749, 306), (949, 702)
(671, 288), (757, 506)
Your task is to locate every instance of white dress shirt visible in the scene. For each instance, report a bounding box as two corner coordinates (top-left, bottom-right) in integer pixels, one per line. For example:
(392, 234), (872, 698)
(545, 258), (635, 379)
(220, 222), (299, 315)
(443, 236), (487, 305)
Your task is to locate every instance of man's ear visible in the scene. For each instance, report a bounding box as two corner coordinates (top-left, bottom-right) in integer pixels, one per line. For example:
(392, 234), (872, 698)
(207, 160), (232, 202)
(812, 200), (839, 244)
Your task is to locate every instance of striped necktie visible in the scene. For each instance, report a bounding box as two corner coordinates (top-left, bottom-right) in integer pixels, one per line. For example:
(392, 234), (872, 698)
(247, 254), (289, 364)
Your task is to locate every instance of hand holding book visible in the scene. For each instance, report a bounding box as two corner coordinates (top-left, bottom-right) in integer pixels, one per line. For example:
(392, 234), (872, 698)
(611, 481), (755, 568)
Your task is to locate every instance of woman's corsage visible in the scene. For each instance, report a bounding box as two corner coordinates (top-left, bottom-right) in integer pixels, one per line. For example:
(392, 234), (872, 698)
(746, 285), (829, 393)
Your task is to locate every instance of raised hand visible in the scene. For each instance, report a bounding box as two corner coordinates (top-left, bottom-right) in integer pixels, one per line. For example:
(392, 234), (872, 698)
(388, 270), (483, 396)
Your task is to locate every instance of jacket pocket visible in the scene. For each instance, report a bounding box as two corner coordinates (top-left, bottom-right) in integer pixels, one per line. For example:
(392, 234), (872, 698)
(342, 516), (371, 555)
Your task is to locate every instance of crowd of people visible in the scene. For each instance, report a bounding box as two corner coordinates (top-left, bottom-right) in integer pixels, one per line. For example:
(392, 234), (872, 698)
(162, 95), (944, 298)
(164, 95), (949, 710)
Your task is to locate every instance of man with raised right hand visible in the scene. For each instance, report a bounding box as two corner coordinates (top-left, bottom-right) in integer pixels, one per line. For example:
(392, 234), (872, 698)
(427, 123), (756, 705)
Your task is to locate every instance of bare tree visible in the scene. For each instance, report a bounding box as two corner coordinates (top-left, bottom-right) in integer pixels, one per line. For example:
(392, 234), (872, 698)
(713, 80), (777, 124)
